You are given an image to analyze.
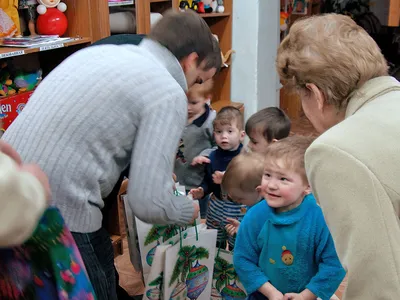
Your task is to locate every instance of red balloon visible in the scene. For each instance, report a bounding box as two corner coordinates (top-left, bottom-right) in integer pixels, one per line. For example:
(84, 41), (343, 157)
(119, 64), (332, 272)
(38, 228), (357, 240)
(36, 8), (68, 36)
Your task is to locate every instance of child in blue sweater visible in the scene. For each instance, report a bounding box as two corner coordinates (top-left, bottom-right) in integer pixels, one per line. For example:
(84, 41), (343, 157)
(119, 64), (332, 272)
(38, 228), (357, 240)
(234, 136), (345, 300)
(190, 106), (245, 249)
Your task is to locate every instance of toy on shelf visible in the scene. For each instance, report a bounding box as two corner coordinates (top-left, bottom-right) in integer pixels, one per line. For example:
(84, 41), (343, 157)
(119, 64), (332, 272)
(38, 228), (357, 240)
(211, 0), (217, 12)
(191, 0), (199, 11)
(0, 62), (42, 97)
(14, 69), (42, 93)
(19, 0), (38, 36)
(0, 0), (21, 36)
(198, 0), (212, 13)
(213, 34), (234, 68)
(179, 0), (190, 11)
(280, 12), (289, 31)
(36, 0), (68, 36)
(216, 0), (224, 13)
(0, 62), (16, 97)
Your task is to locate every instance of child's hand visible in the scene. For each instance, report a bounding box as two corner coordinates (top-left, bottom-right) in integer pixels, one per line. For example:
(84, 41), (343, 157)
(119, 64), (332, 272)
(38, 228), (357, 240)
(284, 289), (315, 300)
(283, 294), (304, 300)
(225, 218), (240, 236)
(189, 187), (204, 200)
(212, 171), (225, 184)
(172, 173), (177, 182)
(191, 156), (211, 166)
(268, 291), (284, 300)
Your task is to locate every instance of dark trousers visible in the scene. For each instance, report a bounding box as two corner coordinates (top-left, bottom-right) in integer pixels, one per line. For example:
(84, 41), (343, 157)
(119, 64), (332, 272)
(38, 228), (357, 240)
(72, 227), (117, 300)
(247, 291), (268, 299)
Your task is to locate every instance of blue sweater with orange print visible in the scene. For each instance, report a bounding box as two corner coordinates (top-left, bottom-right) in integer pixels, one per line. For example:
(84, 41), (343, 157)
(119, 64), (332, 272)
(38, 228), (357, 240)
(233, 194), (345, 300)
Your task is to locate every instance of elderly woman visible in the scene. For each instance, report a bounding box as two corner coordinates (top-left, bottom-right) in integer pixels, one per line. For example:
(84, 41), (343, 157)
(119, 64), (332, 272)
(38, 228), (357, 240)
(277, 14), (400, 299)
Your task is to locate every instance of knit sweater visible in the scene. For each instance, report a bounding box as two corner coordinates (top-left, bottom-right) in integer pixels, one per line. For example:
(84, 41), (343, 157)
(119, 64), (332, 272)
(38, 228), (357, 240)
(233, 195), (345, 299)
(174, 104), (216, 190)
(0, 152), (46, 246)
(200, 144), (243, 199)
(3, 38), (195, 233)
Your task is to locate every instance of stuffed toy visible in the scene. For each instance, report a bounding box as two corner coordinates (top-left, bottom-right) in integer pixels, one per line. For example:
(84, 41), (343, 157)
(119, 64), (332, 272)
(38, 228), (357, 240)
(0, 0), (21, 36)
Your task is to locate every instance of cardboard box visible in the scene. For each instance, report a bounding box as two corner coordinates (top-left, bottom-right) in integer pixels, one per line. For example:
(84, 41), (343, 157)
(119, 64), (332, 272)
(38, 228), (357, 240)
(0, 91), (33, 134)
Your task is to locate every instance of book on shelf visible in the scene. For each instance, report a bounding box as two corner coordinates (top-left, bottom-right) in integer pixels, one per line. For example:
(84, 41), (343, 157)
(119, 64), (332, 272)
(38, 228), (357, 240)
(108, 0), (134, 7)
(0, 35), (74, 48)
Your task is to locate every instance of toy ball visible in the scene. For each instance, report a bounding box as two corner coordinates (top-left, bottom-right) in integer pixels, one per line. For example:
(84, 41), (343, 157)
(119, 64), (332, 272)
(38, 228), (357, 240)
(37, 8), (68, 36)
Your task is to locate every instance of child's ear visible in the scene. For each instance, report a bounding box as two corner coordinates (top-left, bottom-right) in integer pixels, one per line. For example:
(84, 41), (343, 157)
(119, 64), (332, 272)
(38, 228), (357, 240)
(304, 185), (312, 195)
(240, 130), (245, 141)
(272, 138), (278, 143)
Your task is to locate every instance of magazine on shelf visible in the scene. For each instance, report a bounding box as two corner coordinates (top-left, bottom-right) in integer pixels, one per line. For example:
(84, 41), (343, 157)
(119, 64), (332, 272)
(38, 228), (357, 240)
(108, 0), (134, 7)
(0, 35), (74, 48)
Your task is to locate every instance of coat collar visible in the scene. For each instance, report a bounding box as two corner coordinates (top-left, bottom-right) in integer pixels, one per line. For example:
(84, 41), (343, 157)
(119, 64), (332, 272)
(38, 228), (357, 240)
(345, 76), (400, 118)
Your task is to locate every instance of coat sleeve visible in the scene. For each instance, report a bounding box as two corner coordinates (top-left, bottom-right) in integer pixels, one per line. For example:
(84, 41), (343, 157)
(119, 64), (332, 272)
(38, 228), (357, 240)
(0, 152), (47, 247)
(305, 142), (400, 299)
(127, 91), (194, 225)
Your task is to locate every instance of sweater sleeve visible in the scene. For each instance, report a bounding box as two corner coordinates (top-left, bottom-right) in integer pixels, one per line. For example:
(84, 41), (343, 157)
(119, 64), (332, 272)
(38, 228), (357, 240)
(233, 206), (269, 294)
(200, 155), (213, 195)
(306, 212), (346, 299)
(306, 142), (400, 299)
(0, 152), (47, 247)
(127, 91), (195, 225)
(199, 123), (216, 157)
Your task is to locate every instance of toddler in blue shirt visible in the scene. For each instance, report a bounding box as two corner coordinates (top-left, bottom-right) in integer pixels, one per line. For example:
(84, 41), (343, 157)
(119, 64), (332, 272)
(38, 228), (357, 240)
(234, 136), (345, 300)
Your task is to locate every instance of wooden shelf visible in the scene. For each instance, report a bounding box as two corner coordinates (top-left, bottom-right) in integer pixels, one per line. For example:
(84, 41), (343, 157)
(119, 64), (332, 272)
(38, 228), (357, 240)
(0, 37), (92, 59)
(200, 12), (230, 18)
(150, 0), (170, 2)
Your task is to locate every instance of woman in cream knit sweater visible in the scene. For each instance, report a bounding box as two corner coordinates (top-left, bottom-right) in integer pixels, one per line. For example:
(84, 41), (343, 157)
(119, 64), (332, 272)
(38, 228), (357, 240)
(0, 139), (50, 247)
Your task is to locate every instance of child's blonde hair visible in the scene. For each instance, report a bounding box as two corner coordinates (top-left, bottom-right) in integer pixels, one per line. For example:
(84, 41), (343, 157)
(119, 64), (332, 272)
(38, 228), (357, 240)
(213, 106), (244, 130)
(264, 135), (314, 182)
(222, 152), (264, 194)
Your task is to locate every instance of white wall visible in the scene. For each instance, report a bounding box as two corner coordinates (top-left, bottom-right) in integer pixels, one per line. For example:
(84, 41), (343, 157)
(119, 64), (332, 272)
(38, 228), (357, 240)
(230, 0), (280, 121)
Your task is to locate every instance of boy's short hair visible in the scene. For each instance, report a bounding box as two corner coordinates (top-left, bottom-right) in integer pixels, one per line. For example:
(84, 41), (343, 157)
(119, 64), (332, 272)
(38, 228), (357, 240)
(214, 106), (244, 130)
(264, 135), (314, 182)
(222, 152), (264, 194)
(245, 107), (291, 142)
(187, 79), (214, 100)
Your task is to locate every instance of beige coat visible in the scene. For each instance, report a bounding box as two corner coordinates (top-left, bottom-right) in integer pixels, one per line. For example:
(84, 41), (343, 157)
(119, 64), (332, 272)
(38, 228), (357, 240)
(305, 76), (400, 299)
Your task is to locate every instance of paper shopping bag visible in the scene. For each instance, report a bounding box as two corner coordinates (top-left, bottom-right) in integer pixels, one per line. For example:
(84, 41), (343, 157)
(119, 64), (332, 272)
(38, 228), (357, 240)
(122, 194), (142, 273)
(212, 249), (247, 299)
(143, 223), (207, 300)
(143, 245), (171, 300)
(122, 184), (199, 281)
(163, 228), (218, 300)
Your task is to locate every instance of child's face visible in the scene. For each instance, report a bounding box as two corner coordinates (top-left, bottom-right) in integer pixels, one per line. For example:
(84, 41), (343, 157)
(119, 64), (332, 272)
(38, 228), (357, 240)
(187, 93), (208, 120)
(247, 128), (270, 154)
(260, 159), (309, 213)
(228, 187), (260, 207)
(214, 122), (244, 151)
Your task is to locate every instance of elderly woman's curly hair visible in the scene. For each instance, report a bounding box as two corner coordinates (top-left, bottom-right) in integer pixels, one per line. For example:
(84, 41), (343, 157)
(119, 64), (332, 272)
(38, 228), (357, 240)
(276, 13), (388, 110)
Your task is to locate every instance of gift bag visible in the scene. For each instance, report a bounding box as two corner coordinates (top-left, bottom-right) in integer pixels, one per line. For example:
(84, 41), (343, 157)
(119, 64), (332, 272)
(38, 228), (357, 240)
(212, 248), (247, 299)
(122, 194), (142, 272)
(0, 207), (96, 300)
(123, 185), (200, 282)
(143, 244), (171, 300)
(143, 223), (208, 300)
(163, 226), (218, 300)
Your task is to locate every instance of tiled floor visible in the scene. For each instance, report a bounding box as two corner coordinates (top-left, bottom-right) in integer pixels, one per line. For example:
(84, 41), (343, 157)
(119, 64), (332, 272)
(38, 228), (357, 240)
(115, 115), (347, 299)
